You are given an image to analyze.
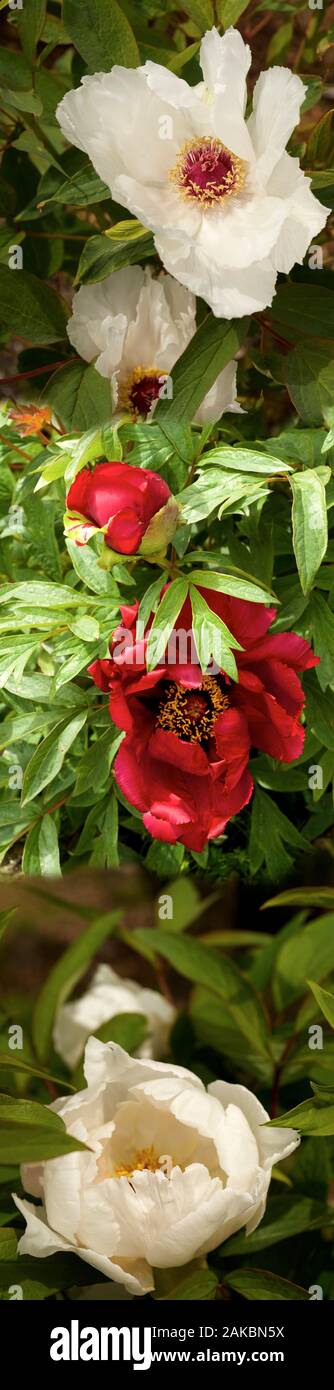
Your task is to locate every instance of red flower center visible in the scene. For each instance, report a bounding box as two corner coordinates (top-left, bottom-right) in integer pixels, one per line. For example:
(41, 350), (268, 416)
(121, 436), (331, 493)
(157, 676), (229, 744)
(119, 367), (167, 418)
(169, 137), (247, 207)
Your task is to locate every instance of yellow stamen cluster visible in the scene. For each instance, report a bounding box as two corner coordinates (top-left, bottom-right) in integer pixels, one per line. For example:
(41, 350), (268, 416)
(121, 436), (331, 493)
(169, 136), (247, 207)
(114, 1146), (164, 1179)
(118, 366), (167, 418)
(157, 675), (229, 744)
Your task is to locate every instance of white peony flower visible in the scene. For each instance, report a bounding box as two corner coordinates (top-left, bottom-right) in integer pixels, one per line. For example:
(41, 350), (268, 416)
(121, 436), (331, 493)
(13, 1039), (299, 1296)
(57, 26), (329, 319)
(53, 963), (175, 1069)
(66, 264), (242, 421)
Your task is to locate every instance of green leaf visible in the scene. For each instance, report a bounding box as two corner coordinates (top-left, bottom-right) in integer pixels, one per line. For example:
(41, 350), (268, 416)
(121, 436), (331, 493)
(190, 986), (273, 1086)
(0, 1054), (74, 1093)
(45, 361), (112, 431)
(154, 1265), (218, 1301)
(267, 1095), (334, 1136)
(224, 1269), (309, 1301)
(0, 47), (32, 92)
(63, 0), (139, 69)
(0, 1250), (107, 1300)
(134, 929), (271, 1059)
(76, 220), (154, 284)
(249, 788), (308, 879)
(217, 0), (249, 25)
(273, 912), (334, 1009)
(284, 345), (334, 425)
(307, 109), (334, 167)
(17, 0), (46, 64)
(190, 586), (240, 679)
(268, 283), (334, 342)
(307, 979), (334, 1029)
(308, 591), (334, 690)
(178, 468), (267, 523)
(0, 1095), (88, 1164)
(75, 728), (123, 796)
(145, 578), (189, 671)
(23, 815), (61, 877)
(21, 711), (87, 806)
(305, 674), (334, 752)
(182, 0), (214, 28)
(24, 151), (110, 213)
(65, 539), (116, 595)
(290, 469), (329, 594)
(189, 568), (274, 605)
(201, 446), (293, 475)
(0, 267), (68, 345)
(155, 314), (248, 425)
(32, 910), (121, 1061)
(222, 1194), (334, 1256)
(155, 877), (218, 932)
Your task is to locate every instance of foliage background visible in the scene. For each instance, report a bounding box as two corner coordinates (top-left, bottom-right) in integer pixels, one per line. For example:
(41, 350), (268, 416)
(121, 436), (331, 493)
(0, 0), (334, 1302)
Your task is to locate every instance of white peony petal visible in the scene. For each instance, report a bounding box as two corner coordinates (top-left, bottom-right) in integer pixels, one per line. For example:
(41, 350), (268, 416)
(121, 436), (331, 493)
(209, 1080), (300, 1170)
(154, 231), (277, 316)
(83, 1037), (205, 1093)
(201, 27), (253, 162)
(195, 193), (287, 269)
(248, 67), (305, 183)
(267, 153), (330, 272)
(195, 361), (242, 423)
(54, 961), (174, 1070)
(13, 1195), (152, 1294)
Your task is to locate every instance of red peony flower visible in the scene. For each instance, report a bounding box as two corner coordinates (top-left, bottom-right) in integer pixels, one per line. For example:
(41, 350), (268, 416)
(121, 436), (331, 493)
(89, 588), (317, 851)
(65, 461), (179, 556)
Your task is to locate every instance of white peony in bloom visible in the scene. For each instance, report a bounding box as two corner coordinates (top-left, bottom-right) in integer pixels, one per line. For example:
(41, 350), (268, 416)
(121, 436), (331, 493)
(53, 963), (175, 1069)
(13, 1039), (299, 1296)
(66, 264), (242, 422)
(56, 26), (329, 319)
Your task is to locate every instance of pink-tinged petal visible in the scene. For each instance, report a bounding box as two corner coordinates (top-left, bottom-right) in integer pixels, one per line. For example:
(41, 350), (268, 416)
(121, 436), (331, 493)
(109, 694), (133, 732)
(213, 707), (250, 791)
(209, 768), (254, 837)
(115, 741), (148, 811)
(66, 467), (96, 518)
(106, 507), (143, 554)
(88, 658), (112, 691)
(149, 727), (209, 774)
(180, 820), (213, 852)
(149, 795), (192, 827)
(255, 659), (305, 718)
(165, 665), (202, 686)
(128, 669), (165, 696)
(119, 601), (139, 630)
(235, 687), (305, 761)
(237, 669), (264, 693)
(239, 630), (317, 671)
(143, 811), (178, 842)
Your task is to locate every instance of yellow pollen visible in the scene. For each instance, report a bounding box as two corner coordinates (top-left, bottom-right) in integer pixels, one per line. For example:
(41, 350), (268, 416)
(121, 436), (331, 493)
(114, 1146), (165, 1179)
(169, 135), (247, 207)
(118, 366), (168, 419)
(157, 675), (229, 744)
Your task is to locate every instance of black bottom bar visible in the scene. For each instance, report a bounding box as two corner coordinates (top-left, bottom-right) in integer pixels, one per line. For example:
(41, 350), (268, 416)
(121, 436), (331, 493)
(2, 1299), (331, 1374)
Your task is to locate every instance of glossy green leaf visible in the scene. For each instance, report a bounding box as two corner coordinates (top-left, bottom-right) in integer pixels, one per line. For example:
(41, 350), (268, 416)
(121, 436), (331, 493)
(32, 910), (121, 1061)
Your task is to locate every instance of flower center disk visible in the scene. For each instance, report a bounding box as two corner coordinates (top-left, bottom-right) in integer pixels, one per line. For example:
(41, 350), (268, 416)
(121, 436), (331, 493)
(169, 136), (247, 207)
(119, 366), (167, 418)
(113, 1146), (170, 1178)
(157, 675), (229, 744)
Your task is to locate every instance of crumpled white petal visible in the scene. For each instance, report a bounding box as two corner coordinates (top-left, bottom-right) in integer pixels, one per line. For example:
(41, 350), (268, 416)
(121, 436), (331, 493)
(67, 265), (241, 420)
(56, 25), (329, 319)
(13, 1040), (300, 1294)
(53, 961), (175, 1069)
